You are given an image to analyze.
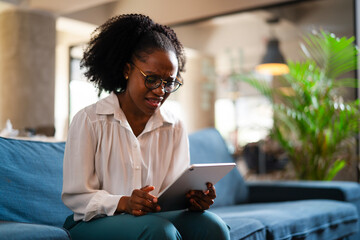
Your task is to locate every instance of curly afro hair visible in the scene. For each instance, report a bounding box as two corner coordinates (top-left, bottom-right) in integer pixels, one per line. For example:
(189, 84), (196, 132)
(81, 14), (186, 94)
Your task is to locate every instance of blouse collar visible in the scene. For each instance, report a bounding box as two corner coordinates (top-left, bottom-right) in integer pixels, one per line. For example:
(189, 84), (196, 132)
(95, 92), (176, 128)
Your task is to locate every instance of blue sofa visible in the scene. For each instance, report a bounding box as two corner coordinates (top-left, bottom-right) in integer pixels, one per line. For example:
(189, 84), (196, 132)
(0, 128), (359, 240)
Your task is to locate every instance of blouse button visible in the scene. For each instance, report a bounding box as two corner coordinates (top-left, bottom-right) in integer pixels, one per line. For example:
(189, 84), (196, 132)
(135, 165), (140, 170)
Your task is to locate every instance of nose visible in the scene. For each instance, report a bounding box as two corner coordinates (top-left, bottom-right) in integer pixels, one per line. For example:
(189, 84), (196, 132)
(152, 83), (166, 96)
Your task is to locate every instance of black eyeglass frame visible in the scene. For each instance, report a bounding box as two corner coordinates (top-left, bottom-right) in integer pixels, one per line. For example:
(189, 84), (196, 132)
(130, 63), (183, 93)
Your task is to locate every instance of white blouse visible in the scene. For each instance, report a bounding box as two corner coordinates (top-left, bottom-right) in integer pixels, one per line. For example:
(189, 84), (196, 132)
(62, 92), (190, 221)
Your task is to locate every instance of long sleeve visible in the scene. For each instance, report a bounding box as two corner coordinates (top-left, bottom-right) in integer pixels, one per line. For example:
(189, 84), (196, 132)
(159, 120), (190, 193)
(61, 109), (122, 221)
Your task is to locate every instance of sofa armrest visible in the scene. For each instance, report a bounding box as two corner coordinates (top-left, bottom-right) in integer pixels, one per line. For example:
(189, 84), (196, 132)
(247, 181), (360, 203)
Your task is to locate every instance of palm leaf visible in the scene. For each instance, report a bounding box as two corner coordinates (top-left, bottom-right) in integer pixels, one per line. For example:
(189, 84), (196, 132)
(235, 31), (360, 180)
(325, 159), (346, 181)
(333, 78), (358, 88)
(302, 31), (358, 79)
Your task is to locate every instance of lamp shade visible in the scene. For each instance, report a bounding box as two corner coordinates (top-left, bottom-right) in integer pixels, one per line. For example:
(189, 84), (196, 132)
(256, 38), (289, 75)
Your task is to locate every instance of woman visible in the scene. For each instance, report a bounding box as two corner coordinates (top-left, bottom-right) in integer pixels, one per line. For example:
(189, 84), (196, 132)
(62, 14), (230, 240)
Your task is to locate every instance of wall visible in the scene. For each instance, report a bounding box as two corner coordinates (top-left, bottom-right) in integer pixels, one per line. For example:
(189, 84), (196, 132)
(166, 50), (215, 133)
(55, 18), (96, 139)
(0, 9), (56, 131)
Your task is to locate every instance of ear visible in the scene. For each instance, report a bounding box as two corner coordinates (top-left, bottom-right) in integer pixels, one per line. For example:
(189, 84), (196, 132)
(123, 63), (131, 79)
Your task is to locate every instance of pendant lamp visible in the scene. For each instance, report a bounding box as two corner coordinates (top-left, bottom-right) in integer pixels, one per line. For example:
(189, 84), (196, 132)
(255, 18), (289, 76)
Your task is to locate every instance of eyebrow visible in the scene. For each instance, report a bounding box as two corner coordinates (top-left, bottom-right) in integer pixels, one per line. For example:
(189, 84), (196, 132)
(146, 71), (177, 80)
(132, 63), (179, 81)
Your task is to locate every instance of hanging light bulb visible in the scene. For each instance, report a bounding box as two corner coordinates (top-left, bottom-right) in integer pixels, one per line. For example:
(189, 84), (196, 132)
(256, 18), (289, 76)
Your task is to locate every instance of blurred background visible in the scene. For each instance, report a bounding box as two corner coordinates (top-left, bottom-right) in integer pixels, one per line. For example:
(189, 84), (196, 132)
(0, 0), (358, 180)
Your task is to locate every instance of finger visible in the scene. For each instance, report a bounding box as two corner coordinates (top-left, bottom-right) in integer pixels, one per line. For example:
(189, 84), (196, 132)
(188, 191), (213, 208)
(191, 194), (214, 207)
(206, 182), (216, 199)
(187, 190), (214, 210)
(190, 198), (203, 210)
(141, 185), (155, 192)
(140, 186), (158, 202)
(132, 202), (154, 213)
(142, 186), (159, 203)
(189, 198), (207, 211)
(189, 189), (213, 199)
(186, 190), (196, 199)
(190, 190), (213, 204)
(133, 188), (158, 204)
(131, 194), (159, 211)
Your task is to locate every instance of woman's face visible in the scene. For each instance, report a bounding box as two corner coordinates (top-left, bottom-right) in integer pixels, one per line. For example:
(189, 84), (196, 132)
(123, 49), (179, 117)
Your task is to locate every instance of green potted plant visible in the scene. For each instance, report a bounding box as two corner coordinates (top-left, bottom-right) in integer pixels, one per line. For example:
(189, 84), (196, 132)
(232, 31), (360, 180)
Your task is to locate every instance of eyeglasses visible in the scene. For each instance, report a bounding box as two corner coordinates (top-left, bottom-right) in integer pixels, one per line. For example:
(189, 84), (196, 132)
(131, 63), (183, 93)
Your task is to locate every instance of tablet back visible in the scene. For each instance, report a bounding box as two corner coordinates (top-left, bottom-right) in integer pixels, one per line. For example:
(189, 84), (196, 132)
(158, 163), (235, 211)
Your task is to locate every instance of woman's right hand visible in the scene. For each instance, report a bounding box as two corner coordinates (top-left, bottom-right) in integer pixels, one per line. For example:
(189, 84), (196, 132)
(117, 185), (161, 216)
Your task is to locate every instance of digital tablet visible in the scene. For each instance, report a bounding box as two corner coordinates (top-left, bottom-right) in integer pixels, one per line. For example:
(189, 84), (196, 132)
(157, 163), (236, 211)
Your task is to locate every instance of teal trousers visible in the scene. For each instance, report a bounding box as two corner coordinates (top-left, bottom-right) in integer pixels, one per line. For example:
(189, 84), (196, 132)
(64, 210), (230, 240)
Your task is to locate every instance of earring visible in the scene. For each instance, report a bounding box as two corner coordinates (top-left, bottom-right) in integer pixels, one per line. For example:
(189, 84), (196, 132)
(125, 75), (129, 80)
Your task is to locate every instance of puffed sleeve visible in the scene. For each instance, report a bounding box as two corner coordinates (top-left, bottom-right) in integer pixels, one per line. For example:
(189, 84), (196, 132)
(61, 109), (122, 221)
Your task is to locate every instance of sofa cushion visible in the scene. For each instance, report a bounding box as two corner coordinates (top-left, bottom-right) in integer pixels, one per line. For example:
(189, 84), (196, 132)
(0, 137), (72, 227)
(0, 221), (70, 240)
(210, 199), (358, 240)
(216, 217), (266, 240)
(189, 128), (248, 207)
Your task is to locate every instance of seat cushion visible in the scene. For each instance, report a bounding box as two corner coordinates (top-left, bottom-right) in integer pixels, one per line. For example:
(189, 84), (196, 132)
(214, 217), (266, 240)
(0, 221), (70, 240)
(210, 199), (358, 240)
(0, 137), (72, 227)
(189, 128), (249, 207)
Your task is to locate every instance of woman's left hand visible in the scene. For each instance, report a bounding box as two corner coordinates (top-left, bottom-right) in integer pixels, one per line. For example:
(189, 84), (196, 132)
(186, 182), (216, 211)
